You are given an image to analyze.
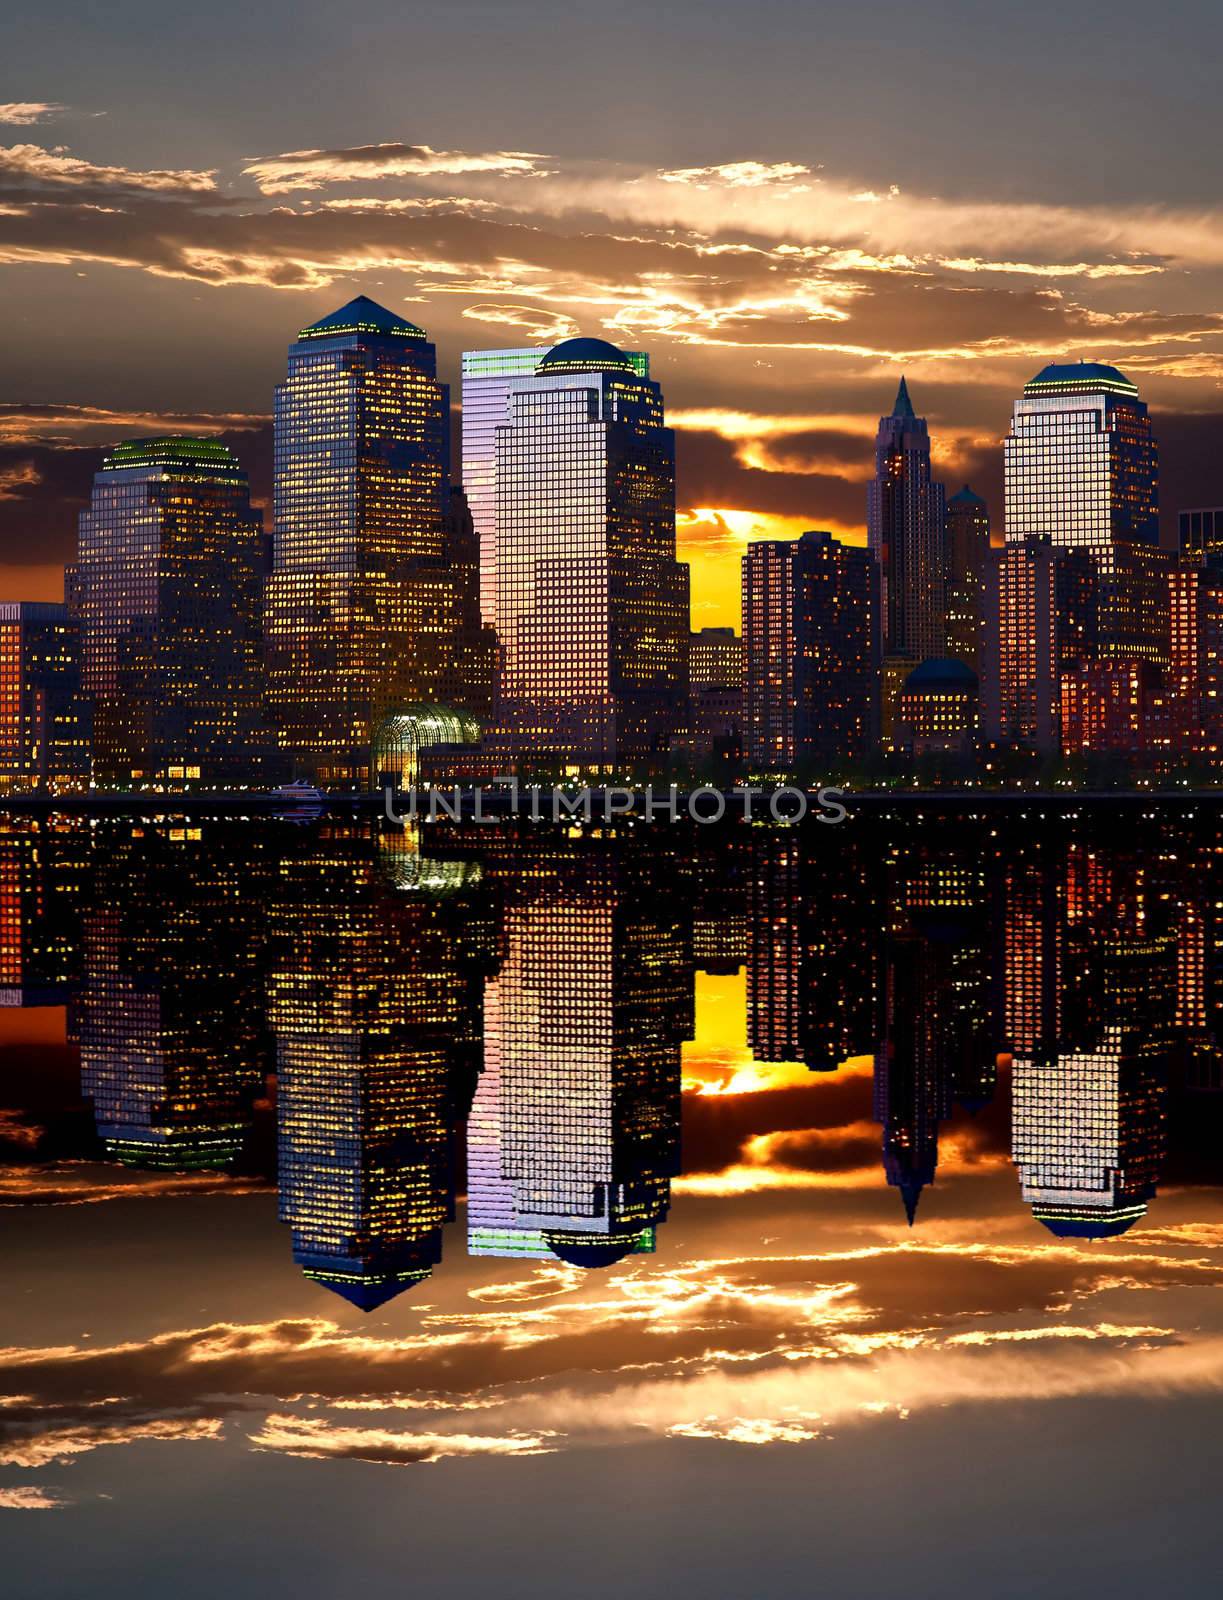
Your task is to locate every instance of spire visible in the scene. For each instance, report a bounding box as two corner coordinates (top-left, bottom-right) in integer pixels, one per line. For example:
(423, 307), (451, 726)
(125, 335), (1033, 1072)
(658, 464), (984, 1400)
(899, 1178), (924, 1227)
(892, 375), (915, 419)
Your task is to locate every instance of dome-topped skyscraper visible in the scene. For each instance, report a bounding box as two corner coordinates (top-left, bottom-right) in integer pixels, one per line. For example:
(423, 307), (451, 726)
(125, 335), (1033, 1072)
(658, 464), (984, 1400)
(1004, 358), (1157, 551)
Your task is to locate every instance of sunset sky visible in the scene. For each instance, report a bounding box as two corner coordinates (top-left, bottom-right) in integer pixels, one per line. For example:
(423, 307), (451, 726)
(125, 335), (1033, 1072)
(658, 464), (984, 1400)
(5, 0), (1223, 624)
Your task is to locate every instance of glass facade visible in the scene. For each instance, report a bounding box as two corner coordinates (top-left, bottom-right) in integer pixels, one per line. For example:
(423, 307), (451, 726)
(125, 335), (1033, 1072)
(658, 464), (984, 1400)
(461, 346), (649, 627)
(369, 703), (482, 790)
(1003, 362), (1158, 551)
(490, 338), (687, 770)
(76, 437), (269, 786)
(266, 296), (457, 786)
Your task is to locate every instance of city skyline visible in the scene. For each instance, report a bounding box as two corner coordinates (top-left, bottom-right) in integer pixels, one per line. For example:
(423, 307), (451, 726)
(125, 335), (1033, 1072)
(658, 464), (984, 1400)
(8, 2), (1223, 631)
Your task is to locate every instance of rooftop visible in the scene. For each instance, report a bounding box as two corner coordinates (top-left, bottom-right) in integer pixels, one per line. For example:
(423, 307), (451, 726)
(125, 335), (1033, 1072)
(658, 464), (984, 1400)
(903, 657), (979, 692)
(1023, 361), (1139, 399)
(101, 437), (245, 479)
(296, 294), (427, 343)
(538, 336), (636, 376)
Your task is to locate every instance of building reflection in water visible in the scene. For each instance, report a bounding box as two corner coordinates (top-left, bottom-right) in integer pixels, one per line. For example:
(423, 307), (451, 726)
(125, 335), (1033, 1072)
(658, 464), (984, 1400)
(74, 825), (272, 1170)
(469, 849), (686, 1266)
(270, 822), (494, 1308)
(1008, 841), (1171, 1237)
(1, 810), (1219, 1284)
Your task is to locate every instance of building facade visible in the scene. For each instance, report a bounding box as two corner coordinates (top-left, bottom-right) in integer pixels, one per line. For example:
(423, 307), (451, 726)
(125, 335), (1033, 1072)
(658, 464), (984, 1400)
(0, 602), (91, 792)
(491, 337), (688, 771)
(76, 437), (268, 786)
(461, 345), (649, 628)
(981, 540), (1097, 754)
(944, 484), (990, 671)
(742, 539), (798, 771)
(867, 377), (947, 729)
(1004, 362), (1158, 552)
(266, 296), (459, 786)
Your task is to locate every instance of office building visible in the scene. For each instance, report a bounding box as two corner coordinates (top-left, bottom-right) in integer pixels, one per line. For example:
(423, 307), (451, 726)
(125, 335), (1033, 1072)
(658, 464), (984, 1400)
(461, 345), (648, 627)
(491, 337), (688, 770)
(1004, 362), (1158, 551)
(1059, 659), (1166, 756)
(981, 541), (1096, 754)
(893, 658), (978, 756)
(76, 437), (269, 786)
(867, 378), (947, 730)
(265, 297), (459, 786)
(743, 531), (879, 771)
(944, 485), (990, 671)
(0, 602), (91, 792)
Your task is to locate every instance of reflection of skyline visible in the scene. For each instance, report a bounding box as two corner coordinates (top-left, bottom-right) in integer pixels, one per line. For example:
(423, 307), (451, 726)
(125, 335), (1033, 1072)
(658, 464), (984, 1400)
(470, 853), (686, 1265)
(269, 825), (494, 1307)
(2, 812), (1221, 1272)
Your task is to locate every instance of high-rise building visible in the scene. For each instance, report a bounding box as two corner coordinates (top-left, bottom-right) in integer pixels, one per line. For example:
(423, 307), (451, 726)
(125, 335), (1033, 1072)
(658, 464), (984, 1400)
(76, 438), (269, 786)
(266, 297), (461, 786)
(742, 540), (797, 771)
(460, 345), (649, 627)
(1004, 362), (1158, 552)
(981, 540), (1096, 754)
(867, 378), (947, 730)
(0, 602), (91, 793)
(793, 531), (879, 765)
(490, 337), (688, 770)
(944, 485), (990, 671)
(743, 531), (879, 771)
(1169, 560), (1223, 762)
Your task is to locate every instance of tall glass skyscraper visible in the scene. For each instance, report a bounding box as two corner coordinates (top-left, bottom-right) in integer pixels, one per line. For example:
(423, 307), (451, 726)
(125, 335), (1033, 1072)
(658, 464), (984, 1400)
(866, 378), (947, 734)
(76, 437), (268, 785)
(461, 345), (649, 627)
(266, 296), (457, 785)
(490, 337), (688, 770)
(1003, 362), (1158, 551)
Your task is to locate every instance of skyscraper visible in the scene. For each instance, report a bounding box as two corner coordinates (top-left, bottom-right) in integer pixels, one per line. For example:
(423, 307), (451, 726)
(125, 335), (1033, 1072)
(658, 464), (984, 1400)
(0, 602), (91, 793)
(981, 540), (1096, 754)
(742, 540), (798, 772)
(743, 531), (879, 771)
(490, 337), (688, 770)
(867, 377), (947, 733)
(792, 530), (880, 765)
(1003, 362), (1158, 551)
(460, 345), (649, 627)
(76, 437), (268, 785)
(266, 296), (458, 785)
(944, 485), (990, 671)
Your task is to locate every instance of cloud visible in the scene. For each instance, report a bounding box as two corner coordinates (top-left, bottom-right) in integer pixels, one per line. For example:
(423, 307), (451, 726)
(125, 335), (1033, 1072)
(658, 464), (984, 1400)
(0, 1485), (69, 1509)
(0, 142), (215, 194)
(243, 143), (546, 195)
(656, 161), (814, 190)
(0, 104), (68, 127)
(249, 1414), (557, 1466)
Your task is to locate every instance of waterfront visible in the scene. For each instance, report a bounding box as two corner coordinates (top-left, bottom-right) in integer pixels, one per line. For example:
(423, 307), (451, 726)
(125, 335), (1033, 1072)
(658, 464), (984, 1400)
(2, 807), (1222, 1594)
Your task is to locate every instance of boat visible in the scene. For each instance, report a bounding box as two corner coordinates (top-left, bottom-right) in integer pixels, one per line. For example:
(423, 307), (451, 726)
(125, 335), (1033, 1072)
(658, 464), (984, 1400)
(270, 779), (328, 807)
